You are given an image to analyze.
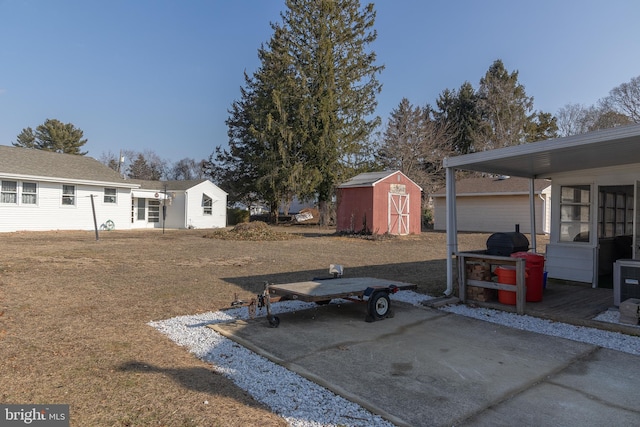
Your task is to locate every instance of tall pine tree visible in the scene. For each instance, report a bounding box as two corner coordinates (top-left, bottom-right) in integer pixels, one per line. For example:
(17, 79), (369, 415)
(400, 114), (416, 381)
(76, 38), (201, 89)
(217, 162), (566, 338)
(282, 0), (383, 223)
(14, 119), (88, 155)
(477, 59), (534, 149)
(211, 0), (384, 224)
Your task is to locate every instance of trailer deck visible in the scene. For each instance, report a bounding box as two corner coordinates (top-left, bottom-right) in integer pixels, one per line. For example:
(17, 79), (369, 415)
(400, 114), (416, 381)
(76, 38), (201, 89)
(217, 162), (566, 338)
(267, 277), (416, 302)
(234, 277), (417, 327)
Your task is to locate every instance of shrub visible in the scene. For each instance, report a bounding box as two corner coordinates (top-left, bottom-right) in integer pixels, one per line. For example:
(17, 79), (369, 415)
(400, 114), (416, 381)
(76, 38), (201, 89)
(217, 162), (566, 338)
(227, 208), (249, 225)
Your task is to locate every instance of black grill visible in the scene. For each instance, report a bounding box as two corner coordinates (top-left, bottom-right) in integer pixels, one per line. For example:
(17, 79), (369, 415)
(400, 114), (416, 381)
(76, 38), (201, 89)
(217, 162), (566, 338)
(486, 232), (529, 256)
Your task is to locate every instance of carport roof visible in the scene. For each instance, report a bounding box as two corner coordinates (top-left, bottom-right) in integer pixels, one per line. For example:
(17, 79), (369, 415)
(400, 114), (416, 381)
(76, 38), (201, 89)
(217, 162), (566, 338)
(443, 123), (640, 178)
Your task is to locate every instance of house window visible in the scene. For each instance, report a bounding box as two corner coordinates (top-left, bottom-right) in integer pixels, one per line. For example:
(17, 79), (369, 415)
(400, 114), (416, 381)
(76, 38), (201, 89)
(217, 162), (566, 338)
(22, 182), (37, 204)
(203, 194), (212, 215)
(104, 188), (117, 204)
(148, 199), (160, 223)
(62, 185), (76, 205)
(560, 185), (591, 242)
(1, 180), (17, 204)
(598, 188), (633, 238)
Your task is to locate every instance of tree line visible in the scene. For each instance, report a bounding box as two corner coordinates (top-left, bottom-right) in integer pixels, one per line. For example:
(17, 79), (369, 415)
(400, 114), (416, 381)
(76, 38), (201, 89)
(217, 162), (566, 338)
(12, 118), (206, 180)
(10, 0), (640, 225)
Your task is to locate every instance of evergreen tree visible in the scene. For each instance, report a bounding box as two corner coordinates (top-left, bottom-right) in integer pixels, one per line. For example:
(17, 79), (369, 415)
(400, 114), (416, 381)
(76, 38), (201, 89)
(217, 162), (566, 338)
(477, 60), (534, 149)
(211, 0), (383, 224)
(525, 111), (559, 142)
(212, 25), (302, 221)
(126, 152), (165, 180)
(435, 81), (482, 154)
(14, 119), (88, 155)
(285, 0), (383, 223)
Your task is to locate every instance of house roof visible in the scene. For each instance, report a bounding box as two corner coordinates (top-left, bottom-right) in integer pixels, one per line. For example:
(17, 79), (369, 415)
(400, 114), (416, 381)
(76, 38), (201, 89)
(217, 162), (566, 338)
(443, 123), (640, 178)
(129, 179), (206, 191)
(338, 170), (422, 190)
(432, 176), (550, 197)
(129, 179), (228, 194)
(0, 145), (133, 185)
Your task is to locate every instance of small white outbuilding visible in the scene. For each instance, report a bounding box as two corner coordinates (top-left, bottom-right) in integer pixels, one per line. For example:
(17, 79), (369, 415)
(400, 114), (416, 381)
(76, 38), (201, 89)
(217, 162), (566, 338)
(130, 179), (227, 229)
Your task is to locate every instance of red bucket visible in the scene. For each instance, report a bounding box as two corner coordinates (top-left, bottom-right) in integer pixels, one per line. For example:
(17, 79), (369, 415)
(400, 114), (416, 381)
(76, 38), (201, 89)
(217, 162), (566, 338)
(495, 266), (517, 305)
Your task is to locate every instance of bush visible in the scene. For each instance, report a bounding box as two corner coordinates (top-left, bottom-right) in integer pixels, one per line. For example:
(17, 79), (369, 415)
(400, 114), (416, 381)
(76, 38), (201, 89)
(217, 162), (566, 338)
(227, 208), (249, 225)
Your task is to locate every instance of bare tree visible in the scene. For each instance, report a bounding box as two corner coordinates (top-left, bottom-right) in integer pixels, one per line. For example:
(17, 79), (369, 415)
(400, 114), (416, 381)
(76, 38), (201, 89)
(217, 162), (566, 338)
(378, 98), (452, 200)
(557, 102), (633, 137)
(556, 104), (590, 137)
(603, 75), (640, 123)
(168, 158), (206, 180)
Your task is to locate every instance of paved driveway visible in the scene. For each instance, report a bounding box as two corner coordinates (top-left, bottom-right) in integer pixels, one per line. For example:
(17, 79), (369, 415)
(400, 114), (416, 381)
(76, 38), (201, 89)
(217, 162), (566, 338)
(212, 302), (640, 426)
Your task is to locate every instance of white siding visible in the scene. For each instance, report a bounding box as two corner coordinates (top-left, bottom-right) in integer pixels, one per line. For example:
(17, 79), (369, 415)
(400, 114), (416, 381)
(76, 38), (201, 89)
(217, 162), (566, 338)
(0, 182), (131, 232)
(545, 244), (596, 283)
(184, 181), (227, 229)
(546, 162), (640, 285)
(433, 194), (546, 234)
(164, 193), (187, 229)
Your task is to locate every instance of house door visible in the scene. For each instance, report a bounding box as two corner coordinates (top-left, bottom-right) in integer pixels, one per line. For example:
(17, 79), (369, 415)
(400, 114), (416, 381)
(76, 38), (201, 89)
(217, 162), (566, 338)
(389, 193), (409, 235)
(131, 198), (147, 224)
(634, 181), (640, 260)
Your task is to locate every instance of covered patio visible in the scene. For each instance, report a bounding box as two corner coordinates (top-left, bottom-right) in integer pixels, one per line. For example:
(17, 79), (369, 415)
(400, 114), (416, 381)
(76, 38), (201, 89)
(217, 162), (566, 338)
(442, 124), (640, 331)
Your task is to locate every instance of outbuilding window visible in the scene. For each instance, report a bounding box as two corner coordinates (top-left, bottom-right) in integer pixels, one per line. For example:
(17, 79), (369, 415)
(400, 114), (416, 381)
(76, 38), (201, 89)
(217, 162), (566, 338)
(203, 194), (213, 215)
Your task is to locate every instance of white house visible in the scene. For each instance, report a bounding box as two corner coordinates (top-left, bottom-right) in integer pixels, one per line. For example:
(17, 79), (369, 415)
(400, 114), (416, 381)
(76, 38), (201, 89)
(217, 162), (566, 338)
(442, 123), (640, 295)
(431, 176), (551, 234)
(128, 179), (227, 229)
(0, 145), (227, 232)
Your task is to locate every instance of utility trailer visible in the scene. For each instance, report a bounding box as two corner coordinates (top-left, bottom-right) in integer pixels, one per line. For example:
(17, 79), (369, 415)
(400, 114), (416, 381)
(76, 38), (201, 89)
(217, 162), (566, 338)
(232, 273), (417, 327)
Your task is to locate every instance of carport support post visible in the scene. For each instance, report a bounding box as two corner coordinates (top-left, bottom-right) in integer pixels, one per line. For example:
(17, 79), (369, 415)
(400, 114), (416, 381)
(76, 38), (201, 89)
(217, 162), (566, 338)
(529, 178), (537, 252)
(445, 167), (458, 296)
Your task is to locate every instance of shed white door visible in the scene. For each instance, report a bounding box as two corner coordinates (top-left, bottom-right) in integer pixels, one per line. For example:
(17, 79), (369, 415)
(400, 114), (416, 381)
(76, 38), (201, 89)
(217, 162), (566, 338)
(389, 193), (409, 235)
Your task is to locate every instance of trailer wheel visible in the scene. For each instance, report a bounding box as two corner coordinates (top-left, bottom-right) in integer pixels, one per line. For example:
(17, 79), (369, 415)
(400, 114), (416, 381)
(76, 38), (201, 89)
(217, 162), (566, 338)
(268, 315), (280, 328)
(368, 292), (390, 320)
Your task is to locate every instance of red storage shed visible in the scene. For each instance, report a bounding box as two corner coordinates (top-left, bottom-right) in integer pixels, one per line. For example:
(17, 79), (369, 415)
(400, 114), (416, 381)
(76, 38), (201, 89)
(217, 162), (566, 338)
(336, 171), (422, 235)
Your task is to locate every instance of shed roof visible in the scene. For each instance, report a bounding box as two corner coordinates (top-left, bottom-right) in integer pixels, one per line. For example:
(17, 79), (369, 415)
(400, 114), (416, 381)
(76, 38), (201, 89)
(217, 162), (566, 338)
(432, 176), (550, 197)
(338, 170), (422, 190)
(443, 123), (640, 178)
(0, 145), (132, 185)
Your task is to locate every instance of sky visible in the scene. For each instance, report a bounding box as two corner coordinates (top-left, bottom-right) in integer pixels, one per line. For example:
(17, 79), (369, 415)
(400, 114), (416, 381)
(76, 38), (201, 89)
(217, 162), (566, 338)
(1, 0), (639, 164)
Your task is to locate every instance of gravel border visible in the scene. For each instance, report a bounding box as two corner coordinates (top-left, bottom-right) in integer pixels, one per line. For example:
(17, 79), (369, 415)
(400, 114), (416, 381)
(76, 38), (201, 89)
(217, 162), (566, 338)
(149, 292), (640, 426)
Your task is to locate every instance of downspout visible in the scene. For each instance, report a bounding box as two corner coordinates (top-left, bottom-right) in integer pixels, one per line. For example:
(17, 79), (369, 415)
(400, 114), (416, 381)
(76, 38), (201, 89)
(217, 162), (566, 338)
(538, 192), (546, 234)
(445, 166), (458, 296)
(529, 178), (537, 252)
(184, 191), (189, 229)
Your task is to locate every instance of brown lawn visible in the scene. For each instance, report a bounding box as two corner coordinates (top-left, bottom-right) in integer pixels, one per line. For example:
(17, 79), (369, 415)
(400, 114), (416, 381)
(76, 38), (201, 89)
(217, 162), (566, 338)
(0, 226), (513, 426)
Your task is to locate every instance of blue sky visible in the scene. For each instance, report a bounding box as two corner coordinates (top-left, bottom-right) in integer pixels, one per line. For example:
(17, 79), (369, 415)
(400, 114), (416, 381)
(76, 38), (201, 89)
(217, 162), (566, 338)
(1, 0), (639, 163)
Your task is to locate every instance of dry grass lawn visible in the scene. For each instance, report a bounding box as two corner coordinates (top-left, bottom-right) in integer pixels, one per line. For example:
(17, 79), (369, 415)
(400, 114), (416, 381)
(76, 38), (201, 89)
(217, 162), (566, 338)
(0, 226), (504, 426)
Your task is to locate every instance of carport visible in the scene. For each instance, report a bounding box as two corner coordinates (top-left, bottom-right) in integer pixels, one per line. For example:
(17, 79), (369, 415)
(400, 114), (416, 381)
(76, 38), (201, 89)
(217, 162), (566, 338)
(443, 123), (640, 296)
